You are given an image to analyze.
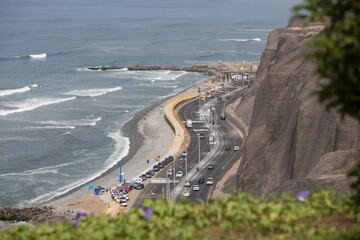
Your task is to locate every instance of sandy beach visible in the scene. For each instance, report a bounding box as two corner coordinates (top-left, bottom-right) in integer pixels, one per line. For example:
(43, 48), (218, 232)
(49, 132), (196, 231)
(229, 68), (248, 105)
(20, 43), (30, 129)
(49, 94), (179, 216)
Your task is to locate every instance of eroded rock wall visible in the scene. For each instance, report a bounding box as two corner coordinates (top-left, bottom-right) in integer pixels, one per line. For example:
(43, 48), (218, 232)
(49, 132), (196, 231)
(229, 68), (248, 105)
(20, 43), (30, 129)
(236, 22), (360, 197)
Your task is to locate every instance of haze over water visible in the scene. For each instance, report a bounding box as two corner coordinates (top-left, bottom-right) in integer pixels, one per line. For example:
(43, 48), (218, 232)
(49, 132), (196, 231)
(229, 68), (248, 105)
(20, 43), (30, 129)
(0, 0), (299, 207)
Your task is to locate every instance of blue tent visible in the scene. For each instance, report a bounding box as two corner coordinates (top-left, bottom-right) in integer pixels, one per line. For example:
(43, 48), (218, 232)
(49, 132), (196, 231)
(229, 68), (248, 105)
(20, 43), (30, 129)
(94, 186), (105, 195)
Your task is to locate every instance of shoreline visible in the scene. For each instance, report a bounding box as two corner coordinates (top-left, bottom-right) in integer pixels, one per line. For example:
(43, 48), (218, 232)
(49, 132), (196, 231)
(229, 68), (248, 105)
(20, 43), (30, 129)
(46, 96), (172, 206)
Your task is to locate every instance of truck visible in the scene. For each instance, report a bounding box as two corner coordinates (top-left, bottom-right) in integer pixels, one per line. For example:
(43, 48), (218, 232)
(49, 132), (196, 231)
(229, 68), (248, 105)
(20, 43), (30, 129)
(186, 120), (192, 128)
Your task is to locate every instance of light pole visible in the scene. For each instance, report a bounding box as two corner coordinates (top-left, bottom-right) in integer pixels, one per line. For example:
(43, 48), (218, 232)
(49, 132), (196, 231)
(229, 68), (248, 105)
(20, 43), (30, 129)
(198, 133), (201, 164)
(185, 154), (188, 176)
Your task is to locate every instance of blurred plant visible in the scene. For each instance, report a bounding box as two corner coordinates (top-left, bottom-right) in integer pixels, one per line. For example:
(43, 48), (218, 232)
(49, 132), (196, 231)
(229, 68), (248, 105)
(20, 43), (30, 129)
(293, 0), (360, 207)
(73, 212), (87, 227)
(297, 190), (310, 201)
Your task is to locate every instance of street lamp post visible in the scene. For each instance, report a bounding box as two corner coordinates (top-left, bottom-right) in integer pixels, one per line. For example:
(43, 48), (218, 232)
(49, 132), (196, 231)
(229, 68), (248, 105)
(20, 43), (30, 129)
(185, 154), (188, 176)
(198, 133), (201, 164)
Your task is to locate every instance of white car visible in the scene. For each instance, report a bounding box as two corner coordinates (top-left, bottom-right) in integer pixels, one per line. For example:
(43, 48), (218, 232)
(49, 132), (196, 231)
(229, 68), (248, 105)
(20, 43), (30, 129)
(193, 185), (200, 191)
(183, 190), (191, 197)
(206, 178), (214, 185)
(234, 146), (240, 151)
(182, 151), (188, 157)
(167, 169), (173, 176)
(176, 171), (184, 178)
(184, 180), (191, 187)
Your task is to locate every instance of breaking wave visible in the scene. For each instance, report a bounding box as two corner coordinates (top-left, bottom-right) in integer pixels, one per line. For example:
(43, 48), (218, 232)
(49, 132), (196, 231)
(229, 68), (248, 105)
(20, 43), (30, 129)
(29, 53), (47, 59)
(0, 84), (39, 97)
(0, 97), (76, 116)
(64, 87), (123, 97)
(217, 38), (261, 42)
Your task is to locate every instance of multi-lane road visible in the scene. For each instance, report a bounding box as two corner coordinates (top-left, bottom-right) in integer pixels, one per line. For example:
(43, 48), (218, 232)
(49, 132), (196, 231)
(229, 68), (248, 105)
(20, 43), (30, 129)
(132, 90), (243, 207)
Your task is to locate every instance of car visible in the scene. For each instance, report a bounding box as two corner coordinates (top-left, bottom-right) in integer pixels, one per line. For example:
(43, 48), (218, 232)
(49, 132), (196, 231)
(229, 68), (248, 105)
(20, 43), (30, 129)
(217, 96), (222, 100)
(220, 114), (226, 120)
(234, 146), (240, 151)
(193, 185), (200, 191)
(133, 183), (144, 190)
(145, 172), (152, 178)
(206, 178), (214, 185)
(211, 106), (215, 111)
(140, 174), (147, 180)
(153, 165), (160, 172)
(119, 198), (128, 207)
(182, 151), (188, 157)
(199, 133), (205, 139)
(158, 162), (164, 168)
(148, 170), (155, 176)
(176, 170), (184, 178)
(184, 180), (191, 187)
(198, 178), (205, 184)
(168, 156), (174, 162)
(225, 145), (231, 151)
(207, 164), (214, 170)
(183, 190), (191, 197)
(167, 168), (173, 176)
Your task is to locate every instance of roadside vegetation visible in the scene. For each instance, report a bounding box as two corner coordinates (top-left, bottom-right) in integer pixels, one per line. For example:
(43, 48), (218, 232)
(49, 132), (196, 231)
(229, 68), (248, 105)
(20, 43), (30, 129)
(1, 189), (360, 240)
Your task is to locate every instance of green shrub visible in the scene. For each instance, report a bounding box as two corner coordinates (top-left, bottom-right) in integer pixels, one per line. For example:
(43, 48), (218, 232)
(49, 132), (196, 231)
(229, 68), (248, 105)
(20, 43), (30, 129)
(1, 189), (359, 240)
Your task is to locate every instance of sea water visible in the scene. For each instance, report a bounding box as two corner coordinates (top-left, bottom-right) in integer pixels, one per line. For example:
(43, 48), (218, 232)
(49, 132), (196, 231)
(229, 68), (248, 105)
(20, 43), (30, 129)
(0, 0), (300, 207)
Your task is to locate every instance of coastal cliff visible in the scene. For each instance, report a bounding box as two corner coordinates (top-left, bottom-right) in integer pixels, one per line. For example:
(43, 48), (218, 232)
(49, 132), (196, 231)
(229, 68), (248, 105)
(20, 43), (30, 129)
(232, 20), (360, 197)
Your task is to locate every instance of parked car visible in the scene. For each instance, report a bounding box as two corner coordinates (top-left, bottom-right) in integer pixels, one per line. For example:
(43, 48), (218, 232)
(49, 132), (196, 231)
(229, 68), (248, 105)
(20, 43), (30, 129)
(153, 165), (160, 172)
(193, 185), (200, 191)
(225, 145), (231, 151)
(168, 156), (174, 162)
(140, 174), (147, 180)
(145, 172), (152, 178)
(184, 180), (191, 187)
(158, 162), (164, 168)
(198, 178), (205, 184)
(133, 183), (144, 190)
(148, 170), (155, 176)
(206, 178), (214, 185)
(220, 114), (226, 120)
(234, 146), (240, 151)
(176, 170), (184, 178)
(207, 164), (214, 170)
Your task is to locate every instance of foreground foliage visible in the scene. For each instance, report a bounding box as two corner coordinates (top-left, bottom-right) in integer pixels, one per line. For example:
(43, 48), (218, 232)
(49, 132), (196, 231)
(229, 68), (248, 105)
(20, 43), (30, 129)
(1, 190), (359, 240)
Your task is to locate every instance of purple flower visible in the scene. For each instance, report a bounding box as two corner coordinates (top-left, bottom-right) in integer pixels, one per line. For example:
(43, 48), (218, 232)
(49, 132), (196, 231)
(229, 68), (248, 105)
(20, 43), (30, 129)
(142, 206), (153, 220)
(297, 190), (310, 201)
(73, 212), (87, 227)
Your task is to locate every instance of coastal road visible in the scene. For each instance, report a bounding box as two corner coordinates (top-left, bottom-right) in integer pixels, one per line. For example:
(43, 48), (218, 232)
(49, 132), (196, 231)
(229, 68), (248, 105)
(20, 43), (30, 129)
(131, 89), (243, 207)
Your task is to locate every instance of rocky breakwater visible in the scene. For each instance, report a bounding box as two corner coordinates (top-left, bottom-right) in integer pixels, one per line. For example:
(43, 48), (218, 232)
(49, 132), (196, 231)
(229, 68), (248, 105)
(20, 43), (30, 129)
(88, 63), (217, 74)
(234, 19), (360, 197)
(0, 206), (57, 224)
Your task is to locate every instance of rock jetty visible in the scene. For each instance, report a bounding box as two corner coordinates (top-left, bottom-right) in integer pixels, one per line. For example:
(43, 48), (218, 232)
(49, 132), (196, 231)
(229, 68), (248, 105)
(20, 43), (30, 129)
(0, 206), (55, 223)
(88, 64), (217, 74)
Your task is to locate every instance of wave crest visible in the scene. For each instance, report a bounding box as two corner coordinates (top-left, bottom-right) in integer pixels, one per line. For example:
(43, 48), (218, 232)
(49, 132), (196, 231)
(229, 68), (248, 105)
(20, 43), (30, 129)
(64, 87), (123, 97)
(217, 38), (261, 42)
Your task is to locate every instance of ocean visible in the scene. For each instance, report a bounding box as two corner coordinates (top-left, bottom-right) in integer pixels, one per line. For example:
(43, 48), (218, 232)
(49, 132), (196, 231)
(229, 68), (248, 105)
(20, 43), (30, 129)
(0, 0), (300, 207)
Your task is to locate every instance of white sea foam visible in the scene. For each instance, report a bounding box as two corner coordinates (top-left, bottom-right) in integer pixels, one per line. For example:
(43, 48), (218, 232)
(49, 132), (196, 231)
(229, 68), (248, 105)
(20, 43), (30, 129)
(0, 97), (76, 116)
(0, 86), (30, 97)
(217, 38), (262, 42)
(22, 133), (130, 205)
(29, 53), (47, 59)
(64, 87), (122, 97)
(0, 84), (39, 97)
(40, 116), (102, 128)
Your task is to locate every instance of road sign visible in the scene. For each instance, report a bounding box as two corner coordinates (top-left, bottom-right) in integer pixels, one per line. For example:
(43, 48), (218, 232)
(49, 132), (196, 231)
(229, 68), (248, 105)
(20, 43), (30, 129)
(149, 178), (180, 184)
(150, 178), (168, 184)
(193, 128), (209, 132)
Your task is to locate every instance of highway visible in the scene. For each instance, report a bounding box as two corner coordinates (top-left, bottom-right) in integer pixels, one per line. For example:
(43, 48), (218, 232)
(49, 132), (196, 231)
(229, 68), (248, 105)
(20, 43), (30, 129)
(132, 89), (243, 207)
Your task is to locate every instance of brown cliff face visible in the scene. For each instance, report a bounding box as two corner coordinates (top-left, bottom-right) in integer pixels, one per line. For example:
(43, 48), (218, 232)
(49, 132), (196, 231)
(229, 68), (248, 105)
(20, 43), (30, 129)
(236, 21), (360, 197)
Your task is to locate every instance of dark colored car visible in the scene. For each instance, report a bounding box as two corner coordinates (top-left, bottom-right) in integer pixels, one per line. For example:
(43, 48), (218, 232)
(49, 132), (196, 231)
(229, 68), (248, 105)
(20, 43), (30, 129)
(133, 183), (144, 190)
(140, 174), (147, 180)
(153, 165), (160, 172)
(198, 178), (205, 184)
(217, 96), (222, 100)
(207, 164), (215, 170)
(168, 156), (174, 162)
(225, 145), (231, 150)
(145, 172), (152, 178)
(220, 114), (226, 120)
(158, 162), (164, 168)
(149, 170), (155, 176)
